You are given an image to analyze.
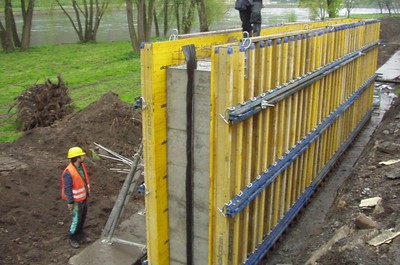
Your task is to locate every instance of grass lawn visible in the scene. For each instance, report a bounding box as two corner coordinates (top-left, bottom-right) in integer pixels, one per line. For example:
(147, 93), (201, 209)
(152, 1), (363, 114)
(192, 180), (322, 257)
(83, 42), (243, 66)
(0, 41), (141, 143)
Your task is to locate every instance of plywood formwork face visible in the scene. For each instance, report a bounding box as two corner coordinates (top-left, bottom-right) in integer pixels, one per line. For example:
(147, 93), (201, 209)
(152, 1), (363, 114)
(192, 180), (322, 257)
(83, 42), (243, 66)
(140, 19), (380, 265)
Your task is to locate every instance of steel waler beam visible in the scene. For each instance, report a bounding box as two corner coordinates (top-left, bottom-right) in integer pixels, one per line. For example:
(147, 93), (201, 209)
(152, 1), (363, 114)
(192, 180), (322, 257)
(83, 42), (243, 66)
(226, 41), (380, 124)
(224, 74), (378, 217)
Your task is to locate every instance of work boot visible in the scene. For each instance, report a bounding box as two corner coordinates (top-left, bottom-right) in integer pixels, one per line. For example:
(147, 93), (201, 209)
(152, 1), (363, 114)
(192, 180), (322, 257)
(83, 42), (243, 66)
(81, 235), (92, 243)
(70, 239), (80, 249)
(79, 233), (92, 244)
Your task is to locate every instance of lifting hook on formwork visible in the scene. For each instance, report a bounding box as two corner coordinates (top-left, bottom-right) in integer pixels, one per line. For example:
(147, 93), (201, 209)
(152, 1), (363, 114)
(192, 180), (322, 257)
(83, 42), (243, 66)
(169, 29), (179, 41)
(240, 31), (252, 79)
(241, 31), (252, 50)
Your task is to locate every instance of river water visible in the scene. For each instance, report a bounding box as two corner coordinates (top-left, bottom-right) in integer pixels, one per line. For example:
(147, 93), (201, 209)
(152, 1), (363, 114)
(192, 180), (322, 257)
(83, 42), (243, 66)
(19, 7), (382, 46)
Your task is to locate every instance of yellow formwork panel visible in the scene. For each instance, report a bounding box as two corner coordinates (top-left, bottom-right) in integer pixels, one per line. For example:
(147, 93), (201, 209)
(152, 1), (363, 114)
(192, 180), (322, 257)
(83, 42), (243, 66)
(253, 41), (267, 247)
(210, 45), (235, 265)
(141, 43), (169, 265)
(231, 46), (246, 265)
(239, 45), (255, 259)
(141, 18), (380, 265)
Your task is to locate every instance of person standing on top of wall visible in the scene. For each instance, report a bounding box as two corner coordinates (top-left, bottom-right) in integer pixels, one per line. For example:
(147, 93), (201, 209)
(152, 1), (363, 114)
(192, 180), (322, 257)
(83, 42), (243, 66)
(235, 0), (263, 37)
(61, 146), (92, 249)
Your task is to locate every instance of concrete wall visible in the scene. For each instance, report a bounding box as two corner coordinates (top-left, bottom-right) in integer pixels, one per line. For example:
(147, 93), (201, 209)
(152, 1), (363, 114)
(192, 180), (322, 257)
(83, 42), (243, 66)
(166, 61), (211, 265)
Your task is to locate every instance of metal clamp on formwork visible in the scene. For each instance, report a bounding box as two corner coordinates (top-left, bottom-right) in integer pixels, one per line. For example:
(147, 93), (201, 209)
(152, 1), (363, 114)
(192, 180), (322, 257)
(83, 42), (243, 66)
(240, 33), (253, 80)
(225, 74), (379, 217)
(134, 96), (147, 110)
(219, 108), (232, 124)
(226, 40), (380, 124)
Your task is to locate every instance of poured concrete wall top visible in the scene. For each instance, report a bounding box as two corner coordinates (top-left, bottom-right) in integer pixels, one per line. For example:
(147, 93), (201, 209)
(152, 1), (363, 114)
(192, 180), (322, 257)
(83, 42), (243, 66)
(166, 60), (211, 265)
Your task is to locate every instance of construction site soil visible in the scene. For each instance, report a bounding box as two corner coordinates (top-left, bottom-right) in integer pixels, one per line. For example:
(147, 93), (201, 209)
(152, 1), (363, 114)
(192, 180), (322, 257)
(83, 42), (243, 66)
(0, 17), (399, 265)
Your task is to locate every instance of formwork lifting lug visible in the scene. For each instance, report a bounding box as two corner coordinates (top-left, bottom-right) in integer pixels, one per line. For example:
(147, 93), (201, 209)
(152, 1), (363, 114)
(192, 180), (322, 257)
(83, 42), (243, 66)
(169, 29), (179, 41)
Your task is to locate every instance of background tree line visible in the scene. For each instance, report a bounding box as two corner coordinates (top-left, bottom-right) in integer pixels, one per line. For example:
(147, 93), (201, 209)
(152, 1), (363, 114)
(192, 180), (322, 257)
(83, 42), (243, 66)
(0, 0), (398, 53)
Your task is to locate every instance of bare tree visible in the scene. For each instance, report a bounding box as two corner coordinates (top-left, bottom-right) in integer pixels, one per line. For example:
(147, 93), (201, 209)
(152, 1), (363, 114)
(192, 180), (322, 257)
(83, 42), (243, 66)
(343, 0), (357, 17)
(197, 0), (208, 32)
(163, 0), (169, 36)
(383, 0), (395, 15)
(0, 0), (35, 52)
(126, 0), (155, 52)
(20, 0), (35, 51)
(174, 0), (196, 34)
(55, 0), (109, 43)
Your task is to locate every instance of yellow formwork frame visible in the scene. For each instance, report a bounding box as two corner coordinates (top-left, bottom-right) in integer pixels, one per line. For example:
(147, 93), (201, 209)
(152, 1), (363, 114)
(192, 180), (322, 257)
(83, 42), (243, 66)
(210, 45), (234, 265)
(231, 45), (245, 265)
(241, 44), (255, 258)
(253, 41), (266, 248)
(141, 19), (380, 265)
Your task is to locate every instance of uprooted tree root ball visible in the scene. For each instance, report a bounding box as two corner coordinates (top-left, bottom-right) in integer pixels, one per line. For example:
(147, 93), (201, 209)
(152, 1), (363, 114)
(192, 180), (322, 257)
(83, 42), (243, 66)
(16, 76), (74, 131)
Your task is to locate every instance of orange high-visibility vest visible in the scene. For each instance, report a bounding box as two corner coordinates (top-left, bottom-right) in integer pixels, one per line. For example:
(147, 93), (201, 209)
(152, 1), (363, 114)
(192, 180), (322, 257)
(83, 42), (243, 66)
(61, 162), (90, 202)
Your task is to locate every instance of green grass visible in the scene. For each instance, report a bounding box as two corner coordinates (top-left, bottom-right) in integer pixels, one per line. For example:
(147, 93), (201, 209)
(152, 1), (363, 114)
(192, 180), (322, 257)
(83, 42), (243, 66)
(0, 41), (140, 143)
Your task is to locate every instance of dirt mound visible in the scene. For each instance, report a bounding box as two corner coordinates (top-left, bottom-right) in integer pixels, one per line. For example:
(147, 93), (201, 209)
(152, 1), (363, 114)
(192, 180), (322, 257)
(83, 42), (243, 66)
(378, 16), (400, 67)
(0, 92), (142, 265)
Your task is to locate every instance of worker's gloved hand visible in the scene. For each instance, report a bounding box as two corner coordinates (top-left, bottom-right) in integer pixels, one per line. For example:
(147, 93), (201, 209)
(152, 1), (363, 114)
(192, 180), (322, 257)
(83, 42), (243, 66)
(68, 203), (74, 211)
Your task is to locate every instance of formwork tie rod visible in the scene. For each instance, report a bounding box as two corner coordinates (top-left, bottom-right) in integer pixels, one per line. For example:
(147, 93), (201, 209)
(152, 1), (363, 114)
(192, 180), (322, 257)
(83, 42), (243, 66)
(227, 41), (380, 124)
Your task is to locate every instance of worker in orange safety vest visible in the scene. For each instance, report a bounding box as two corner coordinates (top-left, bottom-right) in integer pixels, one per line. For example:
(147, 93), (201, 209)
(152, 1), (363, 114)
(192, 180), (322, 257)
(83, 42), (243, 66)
(61, 146), (92, 249)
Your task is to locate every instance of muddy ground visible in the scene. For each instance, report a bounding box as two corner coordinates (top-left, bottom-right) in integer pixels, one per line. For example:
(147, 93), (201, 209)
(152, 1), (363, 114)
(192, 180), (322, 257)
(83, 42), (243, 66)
(0, 17), (400, 265)
(0, 92), (143, 265)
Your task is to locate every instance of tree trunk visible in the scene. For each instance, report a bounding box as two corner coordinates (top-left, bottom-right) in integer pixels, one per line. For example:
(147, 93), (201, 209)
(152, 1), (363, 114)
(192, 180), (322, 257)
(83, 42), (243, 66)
(197, 0), (208, 32)
(154, 8), (160, 37)
(20, 0), (35, 52)
(145, 0), (155, 41)
(56, 0), (108, 43)
(163, 0), (169, 37)
(137, 0), (146, 41)
(174, 1), (181, 33)
(181, 0), (196, 34)
(4, 0), (16, 51)
(126, 0), (139, 52)
(10, 1), (21, 47)
(0, 20), (7, 50)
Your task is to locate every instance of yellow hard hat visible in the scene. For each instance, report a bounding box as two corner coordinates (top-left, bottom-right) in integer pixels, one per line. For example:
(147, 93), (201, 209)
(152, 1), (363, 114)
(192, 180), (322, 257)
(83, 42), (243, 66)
(67, 147), (86, 158)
